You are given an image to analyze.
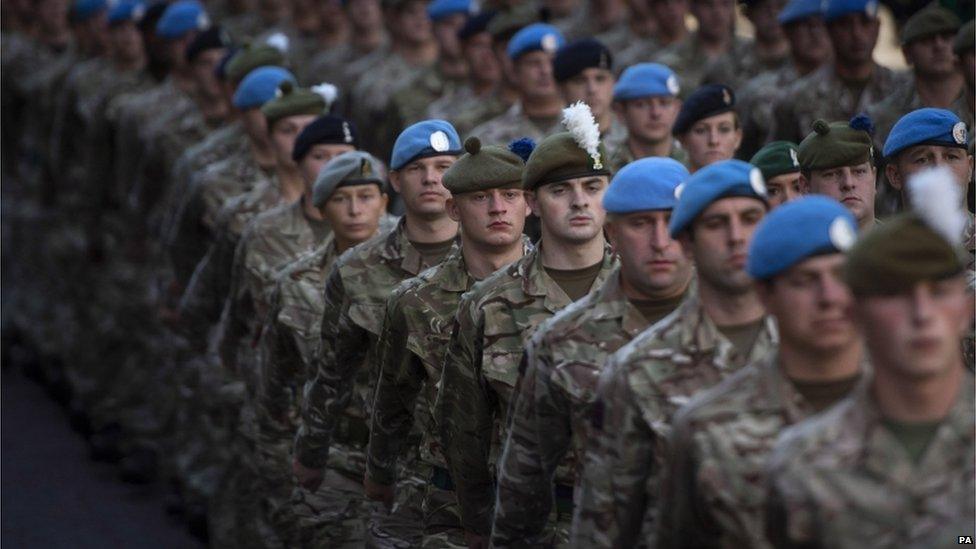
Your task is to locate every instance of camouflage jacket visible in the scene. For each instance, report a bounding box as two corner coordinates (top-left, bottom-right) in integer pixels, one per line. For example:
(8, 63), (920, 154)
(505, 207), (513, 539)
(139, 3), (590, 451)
(469, 102), (565, 146)
(770, 63), (905, 144)
(765, 371), (975, 549)
(607, 138), (688, 173)
(655, 33), (756, 90)
(48, 56), (113, 188)
(349, 51), (430, 157)
(866, 78), (973, 151)
(435, 243), (617, 535)
(659, 353), (868, 549)
(295, 217), (456, 469)
(736, 64), (803, 160)
(367, 240), (531, 486)
(491, 267), (664, 546)
(571, 294), (778, 548)
(426, 84), (510, 138)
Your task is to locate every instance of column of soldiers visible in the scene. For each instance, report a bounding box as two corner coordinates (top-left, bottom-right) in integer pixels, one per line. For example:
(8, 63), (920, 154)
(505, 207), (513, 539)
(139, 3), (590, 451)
(1, 0), (973, 547)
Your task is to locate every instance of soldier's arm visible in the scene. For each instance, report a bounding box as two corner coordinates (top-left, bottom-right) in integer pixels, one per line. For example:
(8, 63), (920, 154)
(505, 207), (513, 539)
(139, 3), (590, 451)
(167, 175), (210, 289)
(217, 232), (253, 372)
(491, 333), (570, 545)
(656, 410), (717, 549)
(437, 297), (495, 537)
(366, 293), (426, 487)
(258, 289), (302, 434)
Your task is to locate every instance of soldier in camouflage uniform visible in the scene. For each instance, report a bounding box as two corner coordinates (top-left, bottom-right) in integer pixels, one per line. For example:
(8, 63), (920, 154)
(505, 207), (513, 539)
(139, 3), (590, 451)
(701, 0), (791, 90)
(735, 0), (831, 159)
(469, 23), (567, 145)
(765, 174), (975, 548)
(658, 196), (866, 548)
(673, 84), (742, 173)
(770, 0), (904, 144)
(607, 63), (686, 172)
(491, 157), (693, 546)
(436, 104), (617, 547)
(571, 160), (777, 548)
(300, 0), (387, 86)
(553, 39), (627, 152)
(366, 136), (532, 548)
(614, 0), (689, 70)
(294, 120), (464, 547)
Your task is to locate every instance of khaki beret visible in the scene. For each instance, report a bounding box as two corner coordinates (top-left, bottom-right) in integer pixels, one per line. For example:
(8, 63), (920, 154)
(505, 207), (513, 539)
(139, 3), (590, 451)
(797, 117), (874, 171)
(260, 81), (326, 127)
(900, 6), (960, 45)
(312, 151), (386, 207)
(443, 137), (526, 194)
(522, 132), (610, 190)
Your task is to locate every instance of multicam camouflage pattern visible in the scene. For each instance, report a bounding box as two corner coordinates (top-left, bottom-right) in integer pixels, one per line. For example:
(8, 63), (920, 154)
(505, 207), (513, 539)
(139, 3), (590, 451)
(435, 244), (616, 536)
(571, 294), (778, 548)
(735, 64), (802, 159)
(295, 217), (456, 469)
(655, 33), (759, 91)
(867, 78), (973, 149)
(765, 371), (975, 548)
(468, 102), (565, 146)
(491, 268), (661, 546)
(426, 85), (510, 138)
(389, 65), (463, 129)
(770, 63), (905, 144)
(658, 354), (867, 549)
(349, 52), (430, 157)
(607, 139), (689, 173)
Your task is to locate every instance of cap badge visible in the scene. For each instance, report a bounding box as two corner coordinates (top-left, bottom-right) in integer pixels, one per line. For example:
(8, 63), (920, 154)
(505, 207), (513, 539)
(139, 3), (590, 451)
(196, 12), (210, 30)
(132, 3), (145, 20)
(722, 88), (732, 106)
(865, 0), (878, 16)
(360, 158), (372, 177)
(666, 74), (680, 95)
(749, 167), (767, 196)
(674, 182), (685, 200)
(591, 152), (603, 170)
(430, 130), (450, 152)
(789, 148), (799, 167)
(541, 33), (559, 53)
(952, 121), (967, 145)
(342, 122), (353, 143)
(829, 217), (856, 250)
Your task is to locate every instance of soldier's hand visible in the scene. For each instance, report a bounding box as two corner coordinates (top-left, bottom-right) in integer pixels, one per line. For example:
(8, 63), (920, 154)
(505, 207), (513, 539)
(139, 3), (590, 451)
(292, 459), (324, 491)
(464, 531), (487, 549)
(363, 475), (394, 510)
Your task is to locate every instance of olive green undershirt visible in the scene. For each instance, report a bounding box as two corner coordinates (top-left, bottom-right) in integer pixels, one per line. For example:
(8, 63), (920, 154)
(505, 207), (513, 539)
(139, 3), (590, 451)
(788, 373), (862, 413)
(717, 319), (765, 358)
(882, 418), (942, 464)
(409, 238), (455, 267)
(628, 290), (688, 326)
(545, 260), (604, 301)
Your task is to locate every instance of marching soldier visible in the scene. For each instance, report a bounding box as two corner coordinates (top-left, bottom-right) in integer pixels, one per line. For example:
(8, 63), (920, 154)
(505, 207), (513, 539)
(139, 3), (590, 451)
(607, 62), (686, 172)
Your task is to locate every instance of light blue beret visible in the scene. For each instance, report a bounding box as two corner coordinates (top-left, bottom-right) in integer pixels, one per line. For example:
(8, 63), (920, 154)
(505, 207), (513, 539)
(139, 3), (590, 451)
(747, 195), (857, 279)
(390, 119), (462, 170)
(603, 157), (689, 214)
(313, 151), (386, 207)
(613, 63), (680, 102)
(506, 23), (565, 60)
(71, 0), (107, 21)
(669, 159), (769, 237)
(427, 0), (472, 22)
(155, 0), (209, 39)
(883, 107), (969, 159)
(823, 0), (877, 22)
(232, 66), (296, 110)
(778, 0), (823, 24)
(108, 0), (145, 24)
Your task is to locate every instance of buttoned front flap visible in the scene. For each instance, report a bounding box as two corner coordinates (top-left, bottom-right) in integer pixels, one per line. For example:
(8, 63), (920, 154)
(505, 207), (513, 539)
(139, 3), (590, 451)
(480, 303), (530, 405)
(407, 323), (452, 381)
(348, 300), (386, 337)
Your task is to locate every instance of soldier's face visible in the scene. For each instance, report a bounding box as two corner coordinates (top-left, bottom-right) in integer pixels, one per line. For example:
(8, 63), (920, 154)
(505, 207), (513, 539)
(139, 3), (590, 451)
(616, 96), (681, 144)
(433, 13), (466, 59)
(109, 21), (145, 64)
(745, 0), (786, 44)
(904, 32), (958, 78)
(765, 172), (802, 208)
(269, 114), (318, 169)
(802, 162), (876, 228)
(827, 13), (879, 66)
(678, 112), (742, 172)
(448, 188), (529, 249)
(682, 197), (766, 295)
(464, 33), (501, 85)
(390, 155), (456, 218)
(560, 68), (616, 122)
(241, 108), (270, 145)
(191, 48), (228, 100)
(321, 184), (388, 247)
(514, 51), (559, 100)
(316, 0), (346, 33)
(759, 253), (857, 354)
(784, 17), (831, 68)
(347, 0), (383, 30)
(391, 0), (433, 45)
(854, 276), (970, 380)
(606, 210), (692, 298)
(528, 176), (609, 245)
(298, 144), (357, 186)
(691, 0), (735, 42)
(887, 146), (973, 201)
(651, 0), (689, 36)
(38, 0), (68, 34)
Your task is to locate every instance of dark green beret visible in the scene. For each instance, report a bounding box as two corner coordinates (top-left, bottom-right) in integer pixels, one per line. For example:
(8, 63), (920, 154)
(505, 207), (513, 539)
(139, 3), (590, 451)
(523, 132), (610, 190)
(845, 213), (965, 296)
(900, 6), (959, 45)
(225, 43), (286, 84)
(443, 137), (525, 194)
(955, 19), (974, 54)
(261, 82), (326, 126)
(798, 118), (874, 171)
(750, 140), (801, 180)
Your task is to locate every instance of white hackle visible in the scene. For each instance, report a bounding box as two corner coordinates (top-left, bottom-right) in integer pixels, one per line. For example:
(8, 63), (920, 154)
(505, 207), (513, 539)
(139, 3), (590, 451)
(311, 83), (339, 108)
(561, 101), (601, 164)
(265, 32), (290, 54)
(907, 165), (967, 243)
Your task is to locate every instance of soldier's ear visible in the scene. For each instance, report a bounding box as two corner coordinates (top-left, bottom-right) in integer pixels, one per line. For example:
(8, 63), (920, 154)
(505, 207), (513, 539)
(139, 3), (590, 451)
(884, 164), (903, 190)
(446, 197), (461, 222)
(798, 173), (812, 194)
(524, 190), (538, 216)
(389, 170), (403, 194)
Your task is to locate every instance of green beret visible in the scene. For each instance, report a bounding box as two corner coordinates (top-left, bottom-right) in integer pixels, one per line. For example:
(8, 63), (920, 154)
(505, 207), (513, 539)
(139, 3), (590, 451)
(225, 43), (286, 84)
(523, 132), (610, 190)
(750, 140), (801, 180)
(955, 19), (974, 54)
(261, 82), (326, 127)
(443, 137), (525, 194)
(798, 118), (874, 172)
(845, 213), (965, 296)
(900, 6), (959, 45)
